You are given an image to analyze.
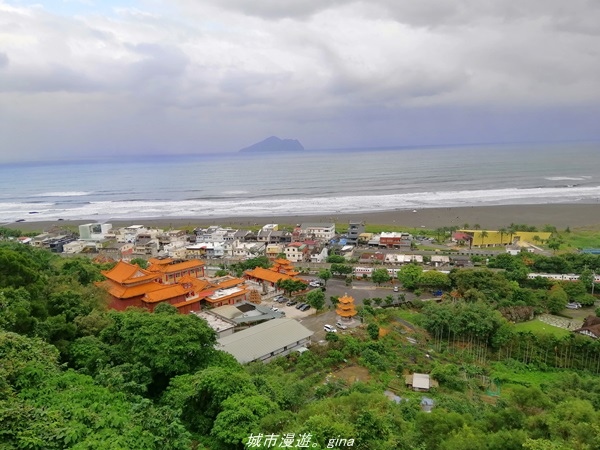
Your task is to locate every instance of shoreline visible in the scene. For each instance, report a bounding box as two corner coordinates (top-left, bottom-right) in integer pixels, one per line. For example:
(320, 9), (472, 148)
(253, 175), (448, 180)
(4, 203), (600, 232)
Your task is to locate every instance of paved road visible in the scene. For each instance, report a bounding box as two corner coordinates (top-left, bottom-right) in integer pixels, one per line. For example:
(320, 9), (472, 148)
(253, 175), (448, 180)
(299, 276), (416, 307)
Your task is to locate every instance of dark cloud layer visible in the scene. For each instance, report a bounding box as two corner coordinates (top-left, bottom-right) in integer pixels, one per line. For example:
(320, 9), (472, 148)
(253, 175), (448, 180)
(0, 0), (598, 162)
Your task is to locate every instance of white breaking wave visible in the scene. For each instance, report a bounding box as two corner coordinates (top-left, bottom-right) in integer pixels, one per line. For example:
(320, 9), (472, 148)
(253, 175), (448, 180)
(544, 177), (589, 181)
(2, 185), (600, 222)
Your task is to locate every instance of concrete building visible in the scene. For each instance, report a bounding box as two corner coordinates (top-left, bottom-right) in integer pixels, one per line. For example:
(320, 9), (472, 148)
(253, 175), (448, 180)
(346, 222), (365, 245)
(79, 223), (113, 241)
(296, 223), (335, 242)
(217, 318), (313, 363)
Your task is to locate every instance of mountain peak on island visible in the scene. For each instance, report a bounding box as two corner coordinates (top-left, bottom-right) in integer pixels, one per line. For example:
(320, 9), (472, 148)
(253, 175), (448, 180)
(239, 136), (304, 153)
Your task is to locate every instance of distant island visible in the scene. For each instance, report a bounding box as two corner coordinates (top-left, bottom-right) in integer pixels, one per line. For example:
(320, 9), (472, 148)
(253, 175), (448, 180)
(238, 136), (304, 153)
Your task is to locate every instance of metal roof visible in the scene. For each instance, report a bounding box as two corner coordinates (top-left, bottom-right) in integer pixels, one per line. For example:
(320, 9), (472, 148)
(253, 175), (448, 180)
(217, 318), (313, 363)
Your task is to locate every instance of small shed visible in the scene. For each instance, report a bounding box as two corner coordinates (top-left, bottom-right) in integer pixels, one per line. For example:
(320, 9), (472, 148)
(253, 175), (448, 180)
(420, 397), (435, 413)
(405, 373), (438, 392)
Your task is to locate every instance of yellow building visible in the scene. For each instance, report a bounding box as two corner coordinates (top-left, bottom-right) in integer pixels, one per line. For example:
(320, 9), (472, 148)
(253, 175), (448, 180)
(336, 293), (357, 320)
(457, 230), (552, 248)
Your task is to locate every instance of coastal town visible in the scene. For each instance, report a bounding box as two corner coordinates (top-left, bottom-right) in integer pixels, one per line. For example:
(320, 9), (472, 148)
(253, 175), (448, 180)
(3, 216), (600, 448)
(5, 219), (600, 364)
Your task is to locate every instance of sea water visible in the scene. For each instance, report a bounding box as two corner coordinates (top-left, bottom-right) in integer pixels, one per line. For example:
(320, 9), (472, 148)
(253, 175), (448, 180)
(1, 141), (599, 223)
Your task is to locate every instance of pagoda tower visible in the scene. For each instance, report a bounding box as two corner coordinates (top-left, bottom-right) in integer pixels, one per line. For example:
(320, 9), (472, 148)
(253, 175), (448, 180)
(336, 293), (357, 321)
(271, 258), (299, 276)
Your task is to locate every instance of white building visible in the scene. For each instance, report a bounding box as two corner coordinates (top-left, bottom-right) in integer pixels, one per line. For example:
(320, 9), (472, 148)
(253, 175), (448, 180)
(78, 223), (113, 241)
(224, 241), (265, 259)
(300, 223), (335, 241)
(284, 242), (308, 262)
(62, 240), (87, 254)
(163, 240), (188, 259)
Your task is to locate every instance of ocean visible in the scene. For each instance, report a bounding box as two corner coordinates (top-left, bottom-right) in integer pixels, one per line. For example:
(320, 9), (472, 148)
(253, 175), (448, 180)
(1, 141), (599, 223)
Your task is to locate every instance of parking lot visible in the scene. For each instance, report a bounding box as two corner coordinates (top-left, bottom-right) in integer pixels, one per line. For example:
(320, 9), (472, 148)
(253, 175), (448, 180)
(261, 295), (315, 320)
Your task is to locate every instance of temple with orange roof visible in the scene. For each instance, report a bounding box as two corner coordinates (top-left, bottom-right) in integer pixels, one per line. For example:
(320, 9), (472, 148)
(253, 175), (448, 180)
(336, 293), (358, 320)
(147, 257), (205, 282)
(100, 259), (246, 313)
(270, 258), (300, 276)
(244, 257), (305, 290)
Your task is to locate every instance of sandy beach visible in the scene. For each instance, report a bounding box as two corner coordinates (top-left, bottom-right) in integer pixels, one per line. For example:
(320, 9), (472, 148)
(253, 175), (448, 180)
(4, 204), (600, 233)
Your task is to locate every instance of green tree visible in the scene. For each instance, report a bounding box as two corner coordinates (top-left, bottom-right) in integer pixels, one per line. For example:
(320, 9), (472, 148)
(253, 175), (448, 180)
(211, 394), (278, 446)
(547, 285), (568, 314)
(318, 269), (332, 286)
(99, 309), (217, 395)
(306, 289), (325, 311)
(61, 258), (105, 285)
(367, 323), (379, 340)
(0, 288), (36, 335)
(327, 254), (345, 263)
(214, 268), (229, 277)
(547, 238), (563, 254)
(162, 366), (254, 435)
(130, 257), (149, 269)
(330, 263), (353, 276)
(371, 268), (391, 286)
(419, 270), (450, 290)
(276, 279), (307, 297)
(398, 263), (423, 290)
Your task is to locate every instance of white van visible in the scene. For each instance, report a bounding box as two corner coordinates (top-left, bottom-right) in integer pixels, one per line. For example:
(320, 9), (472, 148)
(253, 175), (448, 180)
(323, 324), (337, 333)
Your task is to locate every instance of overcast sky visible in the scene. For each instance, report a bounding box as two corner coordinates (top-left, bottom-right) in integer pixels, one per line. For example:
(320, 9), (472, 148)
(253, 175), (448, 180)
(1, 0), (599, 162)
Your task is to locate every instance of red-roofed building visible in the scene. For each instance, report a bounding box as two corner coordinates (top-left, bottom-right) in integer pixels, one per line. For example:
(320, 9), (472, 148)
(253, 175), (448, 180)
(99, 259), (241, 313)
(147, 257), (205, 283)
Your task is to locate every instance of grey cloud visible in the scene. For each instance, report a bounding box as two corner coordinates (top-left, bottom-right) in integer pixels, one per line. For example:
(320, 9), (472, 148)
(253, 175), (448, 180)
(0, 65), (97, 93)
(129, 44), (189, 78)
(0, 53), (8, 69)
(176, 0), (347, 20)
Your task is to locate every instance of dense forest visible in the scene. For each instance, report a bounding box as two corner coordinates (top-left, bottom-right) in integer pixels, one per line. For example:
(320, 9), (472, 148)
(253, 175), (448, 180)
(1, 240), (600, 449)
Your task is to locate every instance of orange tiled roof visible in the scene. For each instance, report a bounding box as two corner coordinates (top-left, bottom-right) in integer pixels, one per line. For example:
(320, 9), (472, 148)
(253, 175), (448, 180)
(179, 275), (212, 292)
(273, 258), (291, 265)
(213, 277), (245, 289)
(143, 285), (187, 303)
(148, 257), (173, 266)
(338, 294), (355, 304)
(104, 280), (165, 299)
(245, 267), (294, 284)
(101, 261), (158, 284)
(148, 259), (205, 275)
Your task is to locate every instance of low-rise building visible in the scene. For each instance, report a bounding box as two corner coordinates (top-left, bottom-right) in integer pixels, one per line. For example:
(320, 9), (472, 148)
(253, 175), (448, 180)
(295, 223), (335, 242)
(379, 232), (412, 248)
(284, 242), (310, 262)
(217, 318), (313, 364)
(79, 223), (113, 241)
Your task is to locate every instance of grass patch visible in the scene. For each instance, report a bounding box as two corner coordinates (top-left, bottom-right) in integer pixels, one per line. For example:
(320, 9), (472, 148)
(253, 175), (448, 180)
(561, 227), (600, 250)
(512, 319), (571, 338)
(392, 309), (423, 325)
(490, 362), (567, 389)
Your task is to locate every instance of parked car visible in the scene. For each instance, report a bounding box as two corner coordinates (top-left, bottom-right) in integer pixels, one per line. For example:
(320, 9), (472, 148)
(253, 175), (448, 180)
(393, 286), (399, 292)
(276, 296), (288, 303)
(286, 300), (298, 307)
(299, 304), (310, 312)
(271, 307), (279, 312)
(309, 281), (320, 287)
(566, 302), (582, 309)
(324, 324), (337, 333)
(335, 321), (347, 330)
(296, 303), (306, 309)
